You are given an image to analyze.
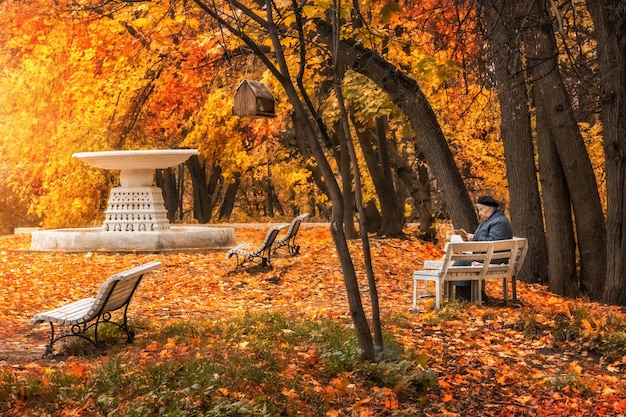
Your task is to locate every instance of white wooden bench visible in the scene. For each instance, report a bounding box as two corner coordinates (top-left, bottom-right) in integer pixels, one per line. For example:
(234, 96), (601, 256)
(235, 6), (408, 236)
(226, 224), (286, 268)
(30, 261), (162, 356)
(273, 213), (309, 255)
(411, 237), (527, 310)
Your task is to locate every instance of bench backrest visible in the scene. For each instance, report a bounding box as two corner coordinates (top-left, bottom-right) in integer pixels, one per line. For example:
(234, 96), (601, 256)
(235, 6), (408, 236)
(258, 225), (284, 253)
(439, 239), (520, 281)
(88, 261), (162, 320)
(512, 237), (528, 275)
(283, 213), (309, 240)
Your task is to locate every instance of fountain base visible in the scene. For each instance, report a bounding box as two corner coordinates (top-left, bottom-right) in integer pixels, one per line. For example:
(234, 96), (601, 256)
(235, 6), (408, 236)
(30, 225), (235, 252)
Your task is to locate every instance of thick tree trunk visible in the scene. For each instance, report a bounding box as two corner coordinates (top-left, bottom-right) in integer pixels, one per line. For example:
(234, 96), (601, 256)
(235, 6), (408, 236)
(156, 167), (179, 223)
(185, 155), (214, 223)
(478, 0), (548, 284)
(352, 115), (404, 236)
(536, 103), (580, 297)
(387, 144), (436, 239)
(523, 0), (607, 299)
(586, 0), (626, 306)
(219, 173), (240, 221)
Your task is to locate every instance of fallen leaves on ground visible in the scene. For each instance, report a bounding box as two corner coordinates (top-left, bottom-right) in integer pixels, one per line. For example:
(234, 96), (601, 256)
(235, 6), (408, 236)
(1, 225), (625, 416)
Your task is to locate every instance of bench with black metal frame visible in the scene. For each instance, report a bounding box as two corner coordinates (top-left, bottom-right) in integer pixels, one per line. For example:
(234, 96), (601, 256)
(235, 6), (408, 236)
(226, 224), (286, 269)
(29, 261), (162, 356)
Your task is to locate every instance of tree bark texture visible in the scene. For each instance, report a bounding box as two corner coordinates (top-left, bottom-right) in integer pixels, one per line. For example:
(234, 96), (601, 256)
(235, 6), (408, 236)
(387, 144), (436, 239)
(185, 155), (214, 224)
(478, 0), (549, 284)
(156, 167), (179, 223)
(219, 173), (240, 221)
(522, 0), (607, 299)
(586, 0), (626, 305)
(352, 115), (404, 236)
(536, 100), (580, 297)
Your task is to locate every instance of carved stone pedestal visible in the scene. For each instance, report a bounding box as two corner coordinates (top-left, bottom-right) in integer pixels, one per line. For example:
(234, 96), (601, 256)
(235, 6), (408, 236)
(103, 187), (170, 232)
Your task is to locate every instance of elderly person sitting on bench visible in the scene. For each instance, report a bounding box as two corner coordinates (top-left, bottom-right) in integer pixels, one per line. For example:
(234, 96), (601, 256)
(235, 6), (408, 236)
(454, 195), (513, 302)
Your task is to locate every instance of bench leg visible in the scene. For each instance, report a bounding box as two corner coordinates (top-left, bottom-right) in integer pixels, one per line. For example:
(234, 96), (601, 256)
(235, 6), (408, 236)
(412, 277), (418, 310)
(435, 280), (442, 310)
(471, 280), (481, 304)
(502, 277), (509, 305)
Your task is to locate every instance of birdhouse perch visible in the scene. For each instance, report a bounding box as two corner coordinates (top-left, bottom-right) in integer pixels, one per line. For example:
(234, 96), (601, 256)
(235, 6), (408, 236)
(233, 80), (276, 118)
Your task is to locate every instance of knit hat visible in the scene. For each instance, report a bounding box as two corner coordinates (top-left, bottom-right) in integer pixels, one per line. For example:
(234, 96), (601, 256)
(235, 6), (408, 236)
(477, 195), (500, 208)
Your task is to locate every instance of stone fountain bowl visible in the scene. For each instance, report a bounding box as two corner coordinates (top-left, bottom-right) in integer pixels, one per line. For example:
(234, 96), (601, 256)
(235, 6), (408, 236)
(30, 225), (235, 253)
(72, 149), (198, 170)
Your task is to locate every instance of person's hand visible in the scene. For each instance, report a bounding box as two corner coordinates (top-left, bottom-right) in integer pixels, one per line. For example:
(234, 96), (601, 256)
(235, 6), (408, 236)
(466, 233), (475, 241)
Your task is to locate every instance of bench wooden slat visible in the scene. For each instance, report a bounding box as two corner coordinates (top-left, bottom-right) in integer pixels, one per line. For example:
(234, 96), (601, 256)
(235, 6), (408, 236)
(30, 298), (97, 326)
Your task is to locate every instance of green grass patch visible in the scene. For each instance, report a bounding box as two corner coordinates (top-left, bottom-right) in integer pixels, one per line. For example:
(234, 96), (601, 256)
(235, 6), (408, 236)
(1, 312), (434, 416)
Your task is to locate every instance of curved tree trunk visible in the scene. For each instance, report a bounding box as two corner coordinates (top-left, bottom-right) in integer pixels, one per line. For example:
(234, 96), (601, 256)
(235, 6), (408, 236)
(315, 22), (478, 232)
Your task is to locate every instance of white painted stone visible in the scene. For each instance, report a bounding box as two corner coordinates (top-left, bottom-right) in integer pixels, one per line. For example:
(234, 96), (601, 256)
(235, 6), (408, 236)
(29, 149), (236, 252)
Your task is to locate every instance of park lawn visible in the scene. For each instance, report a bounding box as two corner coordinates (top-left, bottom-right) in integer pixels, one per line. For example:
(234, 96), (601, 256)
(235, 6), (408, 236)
(0, 226), (625, 416)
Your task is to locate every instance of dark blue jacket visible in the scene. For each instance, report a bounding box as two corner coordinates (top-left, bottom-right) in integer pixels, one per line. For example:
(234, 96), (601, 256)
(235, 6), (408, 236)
(474, 210), (513, 241)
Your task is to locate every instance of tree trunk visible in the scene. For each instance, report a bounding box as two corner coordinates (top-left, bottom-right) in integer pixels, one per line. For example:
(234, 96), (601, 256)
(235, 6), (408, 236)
(185, 155), (213, 223)
(352, 115), (404, 236)
(219, 173), (240, 221)
(478, 0), (548, 284)
(387, 143), (436, 239)
(156, 167), (178, 223)
(334, 60), (384, 351)
(523, 0), (607, 299)
(336, 121), (359, 239)
(536, 101), (580, 297)
(374, 117), (404, 235)
(586, 0), (626, 306)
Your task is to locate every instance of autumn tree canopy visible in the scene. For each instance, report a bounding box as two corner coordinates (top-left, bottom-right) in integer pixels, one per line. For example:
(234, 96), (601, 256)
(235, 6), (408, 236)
(1, 0), (623, 309)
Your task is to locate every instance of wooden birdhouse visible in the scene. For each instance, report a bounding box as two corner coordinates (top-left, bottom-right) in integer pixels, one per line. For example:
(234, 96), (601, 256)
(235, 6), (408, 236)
(233, 79), (276, 118)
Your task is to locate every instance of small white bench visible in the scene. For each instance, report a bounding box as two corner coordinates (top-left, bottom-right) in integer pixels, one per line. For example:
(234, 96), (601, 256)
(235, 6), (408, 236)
(226, 224), (286, 268)
(273, 213), (309, 255)
(30, 261), (162, 356)
(412, 238), (527, 310)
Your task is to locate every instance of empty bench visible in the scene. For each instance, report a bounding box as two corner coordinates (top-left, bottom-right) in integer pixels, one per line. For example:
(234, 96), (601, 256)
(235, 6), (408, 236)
(30, 261), (162, 356)
(226, 224), (286, 268)
(412, 238), (527, 310)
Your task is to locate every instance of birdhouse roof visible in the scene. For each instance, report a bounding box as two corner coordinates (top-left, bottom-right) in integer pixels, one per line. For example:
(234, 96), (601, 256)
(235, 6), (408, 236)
(236, 79), (274, 100)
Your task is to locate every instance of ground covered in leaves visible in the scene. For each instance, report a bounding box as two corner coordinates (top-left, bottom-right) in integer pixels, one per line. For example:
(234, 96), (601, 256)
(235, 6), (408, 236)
(1, 225), (625, 416)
